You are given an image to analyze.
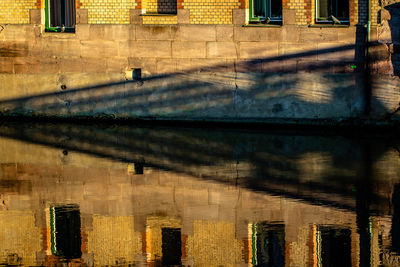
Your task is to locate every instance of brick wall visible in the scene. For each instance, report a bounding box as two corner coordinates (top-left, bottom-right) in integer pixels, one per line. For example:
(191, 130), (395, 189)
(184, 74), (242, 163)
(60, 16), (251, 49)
(182, 0), (240, 24)
(284, 0), (312, 25)
(0, 0), (38, 24)
(80, 0), (137, 24)
(144, 0), (177, 14)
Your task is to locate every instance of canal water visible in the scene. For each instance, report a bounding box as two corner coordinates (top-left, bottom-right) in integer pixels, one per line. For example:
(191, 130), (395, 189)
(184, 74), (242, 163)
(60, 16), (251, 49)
(0, 121), (399, 266)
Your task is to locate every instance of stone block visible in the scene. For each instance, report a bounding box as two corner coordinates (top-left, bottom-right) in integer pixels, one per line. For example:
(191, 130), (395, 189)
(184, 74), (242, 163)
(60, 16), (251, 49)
(300, 27), (339, 42)
(233, 9), (246, 25)
(178, 9), (190, 24)
(172, 42), (206, 58)
(39, 58), (60, 74)
(216, 26), (234, 41)
(2, 25), (35, 41)
(283, 9), (296, 25)
(89, 25), (105, 40)
(130, 9), (143, 25)
(81, 58), (107, 73)
(0, 58), (14, 73)
(104, 25), (134, 41)
(128, 57), (157, 75)
(190, 59), (232, 72)
(81, 41), (119, 58)
(337, 27), (357, 44)
(76, 9), (88, 24)
(75, 24), (90, 40)
(13, 57), (40, 74)
(234, 26), (282, 42)
(156, 59), (178, 73)
(136, 25), (172, 40)
(239, 42), (279, 59)
(0, 41), (29, 57)
(45, 40), (81, 57)
(207, 42), (238, 58)
(60, 57), (83, 73)
(122, 41), (171, 58)
(106, 57), (128, 73)
(317, 43), (355, 62)
(280, 25), (300, 42)
(279, 43), (318, 60)
(176, 25), (216, 41)
(29, 9), (41, 24)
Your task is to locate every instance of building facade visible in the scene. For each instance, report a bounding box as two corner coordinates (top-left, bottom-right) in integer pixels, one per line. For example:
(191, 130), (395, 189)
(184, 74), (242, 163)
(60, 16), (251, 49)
(0, 0), (399, 121)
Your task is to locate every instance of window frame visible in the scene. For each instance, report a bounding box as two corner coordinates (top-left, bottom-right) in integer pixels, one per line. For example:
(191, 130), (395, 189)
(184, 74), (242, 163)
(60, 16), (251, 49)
(249, 0), (283, 24)
(315, 0), (350, 24)
(45, 0), (76, 32)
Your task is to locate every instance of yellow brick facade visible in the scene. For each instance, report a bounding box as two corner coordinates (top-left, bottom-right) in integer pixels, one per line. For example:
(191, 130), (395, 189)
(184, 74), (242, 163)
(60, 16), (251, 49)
(285, 0), (311, 25)
(183, 0), (240, 24)
(80, 0), (137, 24)
(0, 0), (37, 24)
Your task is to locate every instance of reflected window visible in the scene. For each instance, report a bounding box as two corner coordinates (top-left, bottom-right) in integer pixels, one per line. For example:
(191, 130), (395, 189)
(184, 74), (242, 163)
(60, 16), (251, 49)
(252, 222), (285, 267)
(50, 204), (82, 259)
(316, 0), (349, 23)
(161, 228), (182, 266)
(316, 226), (351, 267)
(250, 0), (282, 24)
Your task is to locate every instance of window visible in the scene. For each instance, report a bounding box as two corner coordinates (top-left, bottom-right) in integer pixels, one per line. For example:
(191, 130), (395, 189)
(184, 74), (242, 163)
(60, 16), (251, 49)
(250, 0), (282, 24)
(316, 0), (349, 24)
(143, 0), (177, 14)
(45, 0), (76, 32)
(251, 222), (285, 266)
(316, 226), (351, 267)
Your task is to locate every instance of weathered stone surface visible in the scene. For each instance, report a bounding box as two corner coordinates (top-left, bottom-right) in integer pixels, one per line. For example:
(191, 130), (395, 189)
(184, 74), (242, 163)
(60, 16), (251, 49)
(216, 26), (234, 41)
(300, 27), (339, 43)
(121, 41), (172, 58)
(130, 9), (143, 25)
(60, 57), (83, 73)
(75, 24), (90, 40)
(279, 43), (318, 60)
(81, 41), (119, 58)
(76, 9), (88, 24)
(89, 25), (105, 40)
(317, 43), (355, 62)
(106, 57), (129, 73)
(232, 9), (246, 25)
(128, 57), (157, 75)
(44, 40), (81, 57)
(176, 25), (216, 41)
(0, 41), (29, 57)
(13, 57), (40, 74)
(136, 26), (172, 40)
(29, 9), (41, 24)
(0, 58), (13, 73)
(39, 58), (60, 74)
(156, 59), (177, 73)
(172, 42), (206, 58)
(239, 42), (279, 59)
(234, 26), (282, 42)
(104, 25), (134, 41)
(207, 42), (238, 59)
(283, 9), (296, 25)
(280, 26), (300, 42)
(177, 9), (190, 24)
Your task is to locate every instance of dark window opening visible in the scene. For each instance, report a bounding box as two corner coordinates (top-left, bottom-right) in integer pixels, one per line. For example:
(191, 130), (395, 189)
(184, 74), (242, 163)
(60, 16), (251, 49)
(161, 228), (182, 266)
(252, 222), (285, 267)
(157, 0), (177, 14)
(46, 0), (76, 32)
(317, 226), (351, 267)
(250, 0), (282, 24)
(316, 0), (349, 23)
(50, 204), (82, 259)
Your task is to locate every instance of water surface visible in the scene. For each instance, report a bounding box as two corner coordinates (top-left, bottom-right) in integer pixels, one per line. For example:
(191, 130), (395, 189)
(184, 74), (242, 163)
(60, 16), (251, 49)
(0, 121), (399, 266)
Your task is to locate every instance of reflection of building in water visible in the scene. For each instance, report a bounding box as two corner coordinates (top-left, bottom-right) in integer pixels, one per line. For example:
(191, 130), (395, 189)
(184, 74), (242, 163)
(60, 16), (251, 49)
(0, 136), (400, 266)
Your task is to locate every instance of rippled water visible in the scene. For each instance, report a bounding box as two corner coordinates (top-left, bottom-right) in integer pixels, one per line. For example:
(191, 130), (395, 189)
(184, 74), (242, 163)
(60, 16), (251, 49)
(0, 121), (400, 266)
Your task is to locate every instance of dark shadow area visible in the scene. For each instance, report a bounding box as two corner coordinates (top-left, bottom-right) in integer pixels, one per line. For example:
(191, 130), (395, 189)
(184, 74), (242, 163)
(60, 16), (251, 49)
(0, 120), (397, 216)
(157, 0), (177, 14)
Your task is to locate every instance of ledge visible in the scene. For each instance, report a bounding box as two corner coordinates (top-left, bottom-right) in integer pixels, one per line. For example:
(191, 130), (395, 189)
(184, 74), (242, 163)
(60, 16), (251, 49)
(309, 24), (350, 28)
(242, 23), (282, 28)
(141, 13), (177, 17)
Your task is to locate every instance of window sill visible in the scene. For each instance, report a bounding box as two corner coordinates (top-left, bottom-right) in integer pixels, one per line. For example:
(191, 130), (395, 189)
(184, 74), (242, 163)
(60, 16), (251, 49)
(42, 31), (76, 38)
(141, 13), (177, 17)
(309, 24), (350, 28)
(242, 23), (282, 28)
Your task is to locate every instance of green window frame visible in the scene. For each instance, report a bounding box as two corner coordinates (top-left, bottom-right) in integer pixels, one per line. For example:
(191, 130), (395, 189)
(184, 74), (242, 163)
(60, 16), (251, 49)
(45, 0), (76, 32)
(249, 0), (282, 24)
(315, 0), (349, 24)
